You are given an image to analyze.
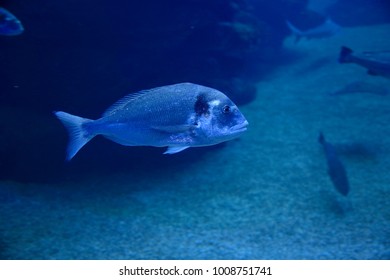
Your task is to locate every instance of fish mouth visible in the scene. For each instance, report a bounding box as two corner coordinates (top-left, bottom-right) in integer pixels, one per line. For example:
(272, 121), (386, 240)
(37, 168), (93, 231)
(230, 120), (249, 134)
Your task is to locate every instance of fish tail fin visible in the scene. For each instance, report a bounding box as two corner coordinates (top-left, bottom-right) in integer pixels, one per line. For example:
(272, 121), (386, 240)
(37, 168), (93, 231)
(54, 111), (95, 161)
(318, 131), (325, 145)
(339, 46), (353, 63)
(286, 20), (303, 42)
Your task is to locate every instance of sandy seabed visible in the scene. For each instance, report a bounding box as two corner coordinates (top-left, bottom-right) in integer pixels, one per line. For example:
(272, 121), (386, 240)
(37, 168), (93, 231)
(1, 24), (390, 259)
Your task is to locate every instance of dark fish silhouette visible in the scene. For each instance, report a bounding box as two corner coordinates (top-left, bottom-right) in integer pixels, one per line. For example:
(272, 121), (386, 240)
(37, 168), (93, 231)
(318, 132), (350, 196)
(339, 46), (390, 79)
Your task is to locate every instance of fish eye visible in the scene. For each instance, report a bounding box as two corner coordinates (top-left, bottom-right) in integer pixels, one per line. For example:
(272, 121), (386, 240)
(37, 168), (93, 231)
(222, 105), (231, 114)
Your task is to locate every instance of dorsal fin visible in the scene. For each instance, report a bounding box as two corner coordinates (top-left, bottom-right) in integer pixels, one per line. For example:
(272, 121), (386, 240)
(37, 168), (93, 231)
(102, 90), (151, 117)
(102, 83), (193, 117)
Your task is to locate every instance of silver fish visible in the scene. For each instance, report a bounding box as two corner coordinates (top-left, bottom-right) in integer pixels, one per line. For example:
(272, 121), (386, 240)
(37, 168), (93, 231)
(0, 7), (24, 36)
(54, 83), (248, 160)
(286, 18), (341, 43)
(339, 46), (390, 79)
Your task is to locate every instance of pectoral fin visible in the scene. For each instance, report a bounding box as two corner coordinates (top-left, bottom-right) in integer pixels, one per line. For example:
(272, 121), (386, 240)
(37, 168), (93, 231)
(164, 146), (190, 154)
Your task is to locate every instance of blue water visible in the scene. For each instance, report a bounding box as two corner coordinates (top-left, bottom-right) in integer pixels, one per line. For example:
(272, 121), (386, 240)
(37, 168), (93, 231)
(0, 0), (389, 259)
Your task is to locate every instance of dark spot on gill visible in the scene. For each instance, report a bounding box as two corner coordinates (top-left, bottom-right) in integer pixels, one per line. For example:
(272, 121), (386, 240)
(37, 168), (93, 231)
(194, 93), (210, 117)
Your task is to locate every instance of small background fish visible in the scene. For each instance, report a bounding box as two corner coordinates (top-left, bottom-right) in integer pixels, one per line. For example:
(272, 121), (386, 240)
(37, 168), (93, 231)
(339, 46), (390, 79)
(286, 17), (341, 43)
(0, 7), (24, 36)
